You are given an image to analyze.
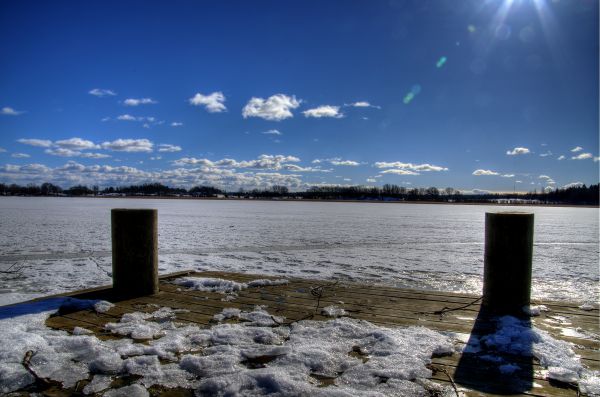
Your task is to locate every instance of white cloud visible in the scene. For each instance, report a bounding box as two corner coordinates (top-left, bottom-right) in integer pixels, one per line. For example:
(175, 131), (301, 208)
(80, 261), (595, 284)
(189, 92), (227, 113)
(345, 101), (381, 109)
(563, 182), (584, 189)
(173, 154), (300, 171)
(506, 147), (530, 156)
(262, 129), (282, 136)
(381, 169), (420, 175)
(89, 88), (117, 97)
(101, 139), (154, 153)
(11, 153), (30, 158)
(17, 138), (53, 148)
(557, 155), (566, 160)
(570, 146), (583, 153)
(44, 148), (111, 159)
(571, 153), (592, 160)
(123, 98), (157, 106)
(45, 148), (81, 157)
(366, 178), (377, 183)
(158, 144), (182, 153)
(171, 122), (183, 127)
(55, 137), (99, 150)
(80, 152), (111, 159)
(0, 147), (6, 153)
(117, 114), (137, 121)
(1, 107), (25, 116)
(281, 164), (331, 173)
(472, 169), (499, 176)
(302, 105), (343, 119)
(374, 162), (448, 172)
(539, 151), (552, 157)
(330, 160), (360, 166)
(594, 157), (599, 162)
(150, 156), (162, 161)
(501, 174), (515, 178)
(539, 175), (551, 179)
(242, 94), (300, 121)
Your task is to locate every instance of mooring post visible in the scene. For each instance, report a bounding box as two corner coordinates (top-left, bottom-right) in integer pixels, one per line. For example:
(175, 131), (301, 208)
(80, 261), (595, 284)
(482, 211), (534, 315)
(111, 208), (158, 297)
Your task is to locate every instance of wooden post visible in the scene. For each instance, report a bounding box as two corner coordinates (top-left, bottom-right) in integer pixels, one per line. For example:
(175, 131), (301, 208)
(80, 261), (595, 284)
(111, 209), (158, 297)
(482, 211), (534, 315)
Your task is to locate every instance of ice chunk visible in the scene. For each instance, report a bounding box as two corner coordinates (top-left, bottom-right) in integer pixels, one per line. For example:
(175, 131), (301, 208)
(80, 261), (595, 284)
(103, 384), (149, 397)
(82, 374), (112, 395)
(172, 277), (246, 293)
(94, 300), (115, 313)
(72, 326), (93, 335)
(321, 305), (346, 317)
(247, 279), (289, 288)
(547, 366), (579, 383)
(523, 305), (549, 316)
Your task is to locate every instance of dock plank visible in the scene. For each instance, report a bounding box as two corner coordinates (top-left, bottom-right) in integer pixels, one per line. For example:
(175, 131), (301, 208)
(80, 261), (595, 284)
(33, 271), (600, 396)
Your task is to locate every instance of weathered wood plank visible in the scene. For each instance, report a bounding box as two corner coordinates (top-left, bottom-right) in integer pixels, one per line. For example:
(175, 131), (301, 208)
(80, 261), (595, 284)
(34, 271), (599, 397)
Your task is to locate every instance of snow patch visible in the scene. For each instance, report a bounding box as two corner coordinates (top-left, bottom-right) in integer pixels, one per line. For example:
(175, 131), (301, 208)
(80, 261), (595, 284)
(172, 276), (289, 294)
(321, 305), (347, 317)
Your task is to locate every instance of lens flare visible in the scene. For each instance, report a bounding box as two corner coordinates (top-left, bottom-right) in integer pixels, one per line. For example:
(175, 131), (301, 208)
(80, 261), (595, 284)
(436, 56), (447, 68)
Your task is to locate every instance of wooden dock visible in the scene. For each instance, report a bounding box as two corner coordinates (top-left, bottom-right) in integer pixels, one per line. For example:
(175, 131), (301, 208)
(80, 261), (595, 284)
(33, 270), (598, 396)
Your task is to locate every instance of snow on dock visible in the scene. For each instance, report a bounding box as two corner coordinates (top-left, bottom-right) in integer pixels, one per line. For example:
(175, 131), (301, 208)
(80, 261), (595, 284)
(1, 271), (599, 396)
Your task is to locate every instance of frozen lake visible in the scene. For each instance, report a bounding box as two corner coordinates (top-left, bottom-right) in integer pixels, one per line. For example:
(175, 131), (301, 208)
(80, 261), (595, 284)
(0, 197), (598, 305)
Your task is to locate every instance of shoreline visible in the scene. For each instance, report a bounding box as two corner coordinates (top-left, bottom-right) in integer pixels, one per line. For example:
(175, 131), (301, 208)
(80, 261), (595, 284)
(3, 194), (597, 209)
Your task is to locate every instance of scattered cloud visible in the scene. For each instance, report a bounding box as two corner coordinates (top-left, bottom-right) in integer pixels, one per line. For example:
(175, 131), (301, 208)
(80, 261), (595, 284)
(345, 101), (381, 109)
(101, 139), (154, 153)
(571, 153), (592, 160)
(570, 146), (583, 153)
(472, 169), (499, 176)
(158, 144), (182, 153)
(2, 107), (25, 116)
(506, 147), (530, 156)
(80, 152), (111, 159)
(123, 98), (157, 106)
(539, 151), (552, 157)
(501, 174), (515, 178)
(150, 156), (162, 161)
(557, 155), (566, 160)
(261, 129), (282, 136)
(374, 162), (448, 172)
(330, 160), (359, 166)
(11, 153), (30, 158)
(45, 148), (81, 157)
(594, 157), (599, 162)
(242, 94), (300, 121)
(171, 122), (183, 127)
(189, 92), (227, 113)
(381, 169), (420, 175)
(55, 138), (99, 150)
(89, 88), (117, 97)
(303, 105), (343, 119)
(173, 154), (300, 171)
(17, 139), (53, 148)
(366, 178), (377, 183)
(563, 182), (584, 189)
(117, 114), (137, 121)
(0, 147), (6, 153)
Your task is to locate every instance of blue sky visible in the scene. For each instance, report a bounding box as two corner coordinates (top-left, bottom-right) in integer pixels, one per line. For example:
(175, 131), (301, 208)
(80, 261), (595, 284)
(0, 0), (597, 192)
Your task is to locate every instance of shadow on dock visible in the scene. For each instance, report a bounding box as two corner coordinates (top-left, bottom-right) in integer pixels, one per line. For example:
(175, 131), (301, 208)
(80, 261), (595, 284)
(454, 309), (534, 394)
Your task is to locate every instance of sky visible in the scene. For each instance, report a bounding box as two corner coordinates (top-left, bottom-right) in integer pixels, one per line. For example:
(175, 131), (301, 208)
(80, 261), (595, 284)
(0, 0), (598, 193)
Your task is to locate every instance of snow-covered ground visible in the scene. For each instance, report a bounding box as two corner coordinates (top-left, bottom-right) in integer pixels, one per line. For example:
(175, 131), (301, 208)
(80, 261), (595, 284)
(1, 276), (598, 396)
(0, 197), (598, 306)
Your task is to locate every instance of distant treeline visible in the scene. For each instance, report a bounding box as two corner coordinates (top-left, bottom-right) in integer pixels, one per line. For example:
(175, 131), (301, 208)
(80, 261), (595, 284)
(0, 182), (598, 205)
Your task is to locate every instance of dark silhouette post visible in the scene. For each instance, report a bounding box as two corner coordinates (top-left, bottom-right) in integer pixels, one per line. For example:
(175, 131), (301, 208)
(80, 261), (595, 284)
(111, 209), (158, 297)
(482, 211), (534, 315)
